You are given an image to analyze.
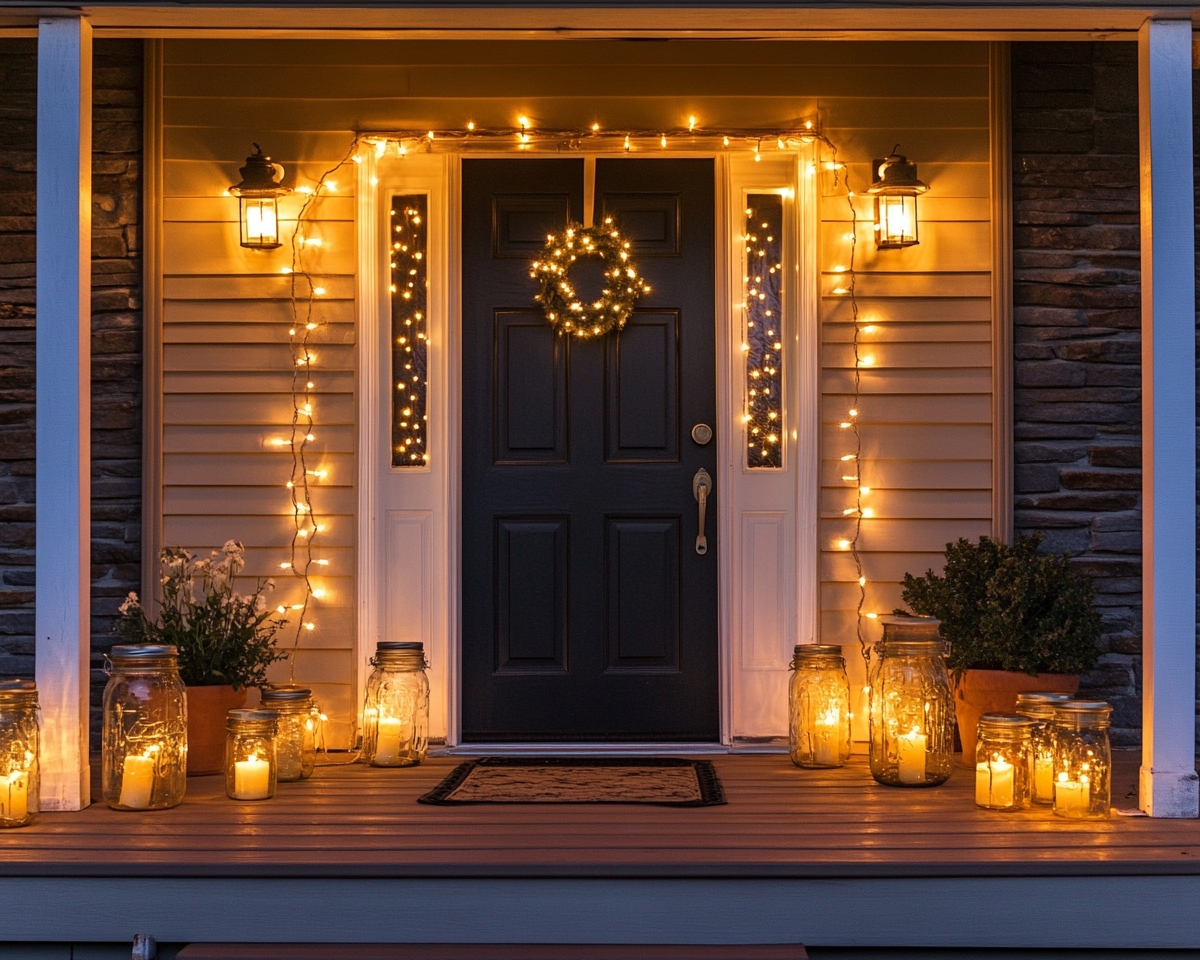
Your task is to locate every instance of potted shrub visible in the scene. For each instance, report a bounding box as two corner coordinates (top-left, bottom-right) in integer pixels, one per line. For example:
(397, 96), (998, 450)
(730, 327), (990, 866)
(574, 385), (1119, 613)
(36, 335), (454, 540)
(900, 533), (1102, 765)
(117, 541), (287, 775)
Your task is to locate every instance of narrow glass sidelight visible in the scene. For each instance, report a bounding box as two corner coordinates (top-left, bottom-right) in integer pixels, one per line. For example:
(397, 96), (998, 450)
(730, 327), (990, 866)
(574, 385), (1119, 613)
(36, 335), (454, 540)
(391, 195), (429, 466)
(743, 194), (784, 468)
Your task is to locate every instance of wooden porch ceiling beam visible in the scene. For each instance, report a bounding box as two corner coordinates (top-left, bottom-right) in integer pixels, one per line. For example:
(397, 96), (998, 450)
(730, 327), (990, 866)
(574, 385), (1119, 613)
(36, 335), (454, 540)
(1138, 17), (1199, 819)
(34, 13), (92, 813)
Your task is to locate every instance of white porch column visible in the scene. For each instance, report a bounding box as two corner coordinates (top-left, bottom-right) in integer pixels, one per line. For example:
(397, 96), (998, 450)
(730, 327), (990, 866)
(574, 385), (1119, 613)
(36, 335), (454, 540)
(35, 15), (92, 811)
(1137, 18), (1199, 818)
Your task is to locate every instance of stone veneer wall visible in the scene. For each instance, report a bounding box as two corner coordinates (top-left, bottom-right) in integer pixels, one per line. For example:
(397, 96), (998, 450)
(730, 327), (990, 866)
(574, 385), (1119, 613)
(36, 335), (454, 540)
(1011, 42), (1148, 747)
(0, 39), (143, 735)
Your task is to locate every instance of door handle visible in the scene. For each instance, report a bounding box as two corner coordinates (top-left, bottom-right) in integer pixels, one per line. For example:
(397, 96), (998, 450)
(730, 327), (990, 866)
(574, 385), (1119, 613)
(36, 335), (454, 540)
(692, 468), (713, 556)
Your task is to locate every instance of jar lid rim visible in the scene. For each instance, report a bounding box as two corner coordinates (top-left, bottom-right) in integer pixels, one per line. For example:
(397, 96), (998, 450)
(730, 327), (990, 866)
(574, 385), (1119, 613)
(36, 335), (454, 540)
(0, 678), (36, 692)
(227, 708), (279, 721)
(792, 644), (843, 656)
(1055, 699), (1113, 714)
(978, 712), (1036, 728)
(110, 644), (178, 658)
(377, 641), (423, 651)
(260, 685), (312, 702)
(1015, 691), (1076, 703)
(876, 639), (946, 652)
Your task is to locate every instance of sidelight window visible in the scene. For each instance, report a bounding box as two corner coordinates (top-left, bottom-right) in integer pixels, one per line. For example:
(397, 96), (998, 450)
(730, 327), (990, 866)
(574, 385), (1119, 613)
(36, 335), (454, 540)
(390, 195), (429, 466)
(742, 193), (784, 469)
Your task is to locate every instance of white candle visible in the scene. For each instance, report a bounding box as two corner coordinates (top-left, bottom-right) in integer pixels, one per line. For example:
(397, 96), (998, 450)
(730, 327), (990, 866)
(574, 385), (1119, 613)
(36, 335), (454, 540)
(989, 757), (1014, 808)
(1054, 772), (1090, 815)
(975, 762), (990, 806)
(119, 753), (156, 809)
(0, 771), (28, 822)
(897, 728), (927, 784)
(1034, 754), (1054, 802)
(374, 716), (403, 763)
(813, 706), (839, 764)
(233, 753), (271, 800)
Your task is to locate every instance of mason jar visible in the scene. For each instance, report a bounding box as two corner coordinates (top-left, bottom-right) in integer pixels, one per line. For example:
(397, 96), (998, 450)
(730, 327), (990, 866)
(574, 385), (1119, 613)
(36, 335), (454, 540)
(361, 641), (429, 767)
(868, 616), (954, 787)
(1052, 700), (1112, 820)
(0, 679), (39, 827)
(1014, 691), (1075, 805)
(789, 644), (851, 768)
(974, 713), (1035, 811)
(102, 644), (188, 811)
(225, 709), (279, 801)
(259, 685), (317, 781)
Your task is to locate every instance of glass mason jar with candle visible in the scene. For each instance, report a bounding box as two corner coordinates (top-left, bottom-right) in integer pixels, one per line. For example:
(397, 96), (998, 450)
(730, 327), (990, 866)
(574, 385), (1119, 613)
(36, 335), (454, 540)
(789, 645), (852, 768)
(0, 679), (39, 828)
(1015, 691), (1075, 805)
(259, 685), (317, 781)
(868, 616), (955, 787)
(974, 713), (1034, 811)
(102, 644), (188, 811)
(225, 709), (279, 801)
(1052, 699), (1112, 820)
(361, 641), (429, 767)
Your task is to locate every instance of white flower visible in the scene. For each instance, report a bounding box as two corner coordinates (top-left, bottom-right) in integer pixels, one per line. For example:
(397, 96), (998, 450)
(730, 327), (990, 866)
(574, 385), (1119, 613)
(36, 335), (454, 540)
(118, 592), (140, 615)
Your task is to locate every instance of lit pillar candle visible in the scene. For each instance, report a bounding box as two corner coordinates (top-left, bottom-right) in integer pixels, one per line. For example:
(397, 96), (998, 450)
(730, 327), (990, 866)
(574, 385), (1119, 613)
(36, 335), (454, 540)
(1054, 772), (1090, 815)
(897, 728), (927, 784)
(233, 753), (271, 800)
(813, 706), (839, 764)
(975, 762), (990, 806)
(989, 757), (1014, 807)
(118, 752), (156, 809)
(1034, 754), (1055, 802)
(375, 716), (403, 763)
(0, 771), (27, 822)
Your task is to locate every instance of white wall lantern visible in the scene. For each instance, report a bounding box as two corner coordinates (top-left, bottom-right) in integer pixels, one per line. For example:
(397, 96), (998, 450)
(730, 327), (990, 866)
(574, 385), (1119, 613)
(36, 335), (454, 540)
(229, 144), (289, 249)
(868, 149), (928, 249)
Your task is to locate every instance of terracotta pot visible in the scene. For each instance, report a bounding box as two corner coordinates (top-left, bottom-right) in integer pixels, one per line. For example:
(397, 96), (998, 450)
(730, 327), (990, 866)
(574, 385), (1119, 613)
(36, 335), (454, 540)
(954, 668), (1079, 766)
(185, 685), (247, 776)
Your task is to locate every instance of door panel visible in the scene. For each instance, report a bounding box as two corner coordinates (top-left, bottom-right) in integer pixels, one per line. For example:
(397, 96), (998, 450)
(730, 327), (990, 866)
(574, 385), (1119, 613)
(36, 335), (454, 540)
(461, 157), (717, 742)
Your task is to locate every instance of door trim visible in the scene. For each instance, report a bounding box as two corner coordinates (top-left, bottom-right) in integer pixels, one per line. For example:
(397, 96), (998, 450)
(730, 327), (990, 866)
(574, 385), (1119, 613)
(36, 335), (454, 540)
(357, 147), (819, 748)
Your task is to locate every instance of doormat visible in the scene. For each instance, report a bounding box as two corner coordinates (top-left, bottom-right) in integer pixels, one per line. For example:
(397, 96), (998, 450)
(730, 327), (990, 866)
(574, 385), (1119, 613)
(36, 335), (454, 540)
(418, 757), (726, 806)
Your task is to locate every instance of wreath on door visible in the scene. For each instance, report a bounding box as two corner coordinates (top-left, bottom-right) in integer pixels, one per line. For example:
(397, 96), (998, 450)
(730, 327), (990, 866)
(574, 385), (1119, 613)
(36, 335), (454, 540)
(530, 218), (650, 338)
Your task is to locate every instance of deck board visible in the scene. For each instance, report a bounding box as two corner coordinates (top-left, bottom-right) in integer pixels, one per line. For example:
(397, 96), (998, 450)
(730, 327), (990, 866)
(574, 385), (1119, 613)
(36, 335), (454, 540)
(2, 754), (1197, 880)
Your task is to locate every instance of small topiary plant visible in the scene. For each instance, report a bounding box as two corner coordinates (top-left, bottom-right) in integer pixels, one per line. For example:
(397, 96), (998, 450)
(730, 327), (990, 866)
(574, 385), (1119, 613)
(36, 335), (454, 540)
(900, 533), (1102, 677)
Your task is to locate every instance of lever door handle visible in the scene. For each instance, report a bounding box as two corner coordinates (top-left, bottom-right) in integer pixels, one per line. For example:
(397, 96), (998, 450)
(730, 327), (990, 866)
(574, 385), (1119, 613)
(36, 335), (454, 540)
(692, 468), (713, 556)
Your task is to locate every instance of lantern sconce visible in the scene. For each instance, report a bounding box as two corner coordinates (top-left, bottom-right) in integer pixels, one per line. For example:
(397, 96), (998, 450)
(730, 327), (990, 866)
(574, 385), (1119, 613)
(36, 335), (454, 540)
(867, 147), (928, 249)
(229, 144), (290, 250)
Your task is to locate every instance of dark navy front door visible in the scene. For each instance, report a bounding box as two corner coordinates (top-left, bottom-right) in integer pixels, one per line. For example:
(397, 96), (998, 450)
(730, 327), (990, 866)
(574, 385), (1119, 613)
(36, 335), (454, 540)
(461, 157), (718, 742)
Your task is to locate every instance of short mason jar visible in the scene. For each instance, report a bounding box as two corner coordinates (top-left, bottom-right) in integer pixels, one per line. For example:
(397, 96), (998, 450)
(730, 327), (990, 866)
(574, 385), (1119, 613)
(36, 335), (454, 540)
(1052, 699), (1112, 820)
(868, 616), (955, 787)
(361, 641), (429, 767)
(259, 685), (317, 781)
(788, 645), (851, 768)
(1014, 691), (1075, 805)
(102, 644), (188, 811)
(225, 708), (279, 801)
(974, 713), (1035, 811)
(0, 679), (39, 828)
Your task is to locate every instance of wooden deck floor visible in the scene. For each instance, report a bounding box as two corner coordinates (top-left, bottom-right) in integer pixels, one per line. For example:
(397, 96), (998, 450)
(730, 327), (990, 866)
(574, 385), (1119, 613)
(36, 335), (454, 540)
(1, 753), (1196, 879)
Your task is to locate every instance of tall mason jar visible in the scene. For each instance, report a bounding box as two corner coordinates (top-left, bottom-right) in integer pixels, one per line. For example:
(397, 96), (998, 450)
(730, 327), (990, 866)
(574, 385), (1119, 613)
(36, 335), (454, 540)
(1052, 699), (1112, 820)
(225, 708), (279, 801)
(974, 713), (1035, 811)
(1014, 691), (1075, 805)
(102, 644), (188, 810)
(0, 679), (39, 827)
(361, 641), (429, 767)
(788, 645), (851, 768)
(259, 685), (317, 781)
(868, 616), (954, 787)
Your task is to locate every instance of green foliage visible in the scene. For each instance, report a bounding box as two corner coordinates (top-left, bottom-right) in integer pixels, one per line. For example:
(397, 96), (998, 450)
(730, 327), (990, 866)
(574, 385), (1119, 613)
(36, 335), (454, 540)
(117, 541), (287, 688)
(900, 533), (1102, 676)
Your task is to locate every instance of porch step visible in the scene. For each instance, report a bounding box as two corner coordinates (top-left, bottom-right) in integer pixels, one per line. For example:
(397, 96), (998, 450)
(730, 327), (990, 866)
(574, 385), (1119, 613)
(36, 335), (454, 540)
(177, 945), (807, 960)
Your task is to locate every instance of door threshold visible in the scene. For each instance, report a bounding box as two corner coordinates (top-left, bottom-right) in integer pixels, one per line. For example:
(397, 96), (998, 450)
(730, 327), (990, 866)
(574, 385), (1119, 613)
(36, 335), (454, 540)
(437, 740), (790, 756)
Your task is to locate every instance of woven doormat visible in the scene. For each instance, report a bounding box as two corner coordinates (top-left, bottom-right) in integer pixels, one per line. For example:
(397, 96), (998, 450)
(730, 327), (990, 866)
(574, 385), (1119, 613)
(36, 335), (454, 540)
(418, 757), (726, 806)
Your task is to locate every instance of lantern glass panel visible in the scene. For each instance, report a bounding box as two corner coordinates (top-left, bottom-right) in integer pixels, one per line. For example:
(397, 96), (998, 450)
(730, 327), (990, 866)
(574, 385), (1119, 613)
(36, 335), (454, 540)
(0, 680), (39, 828)
(1052, 700), (1112, 819)
(361, 642), (429, 766)
(974, 714), (1035, 811)
(788, 645), (851, 768)
(390, 195), (430, 467)
(875, 194), (918, 248)
(102, 645), (188, 811)
(868, 617), (955, 786)
(225, 709), (279, 801)
(240, 197), (281, 249)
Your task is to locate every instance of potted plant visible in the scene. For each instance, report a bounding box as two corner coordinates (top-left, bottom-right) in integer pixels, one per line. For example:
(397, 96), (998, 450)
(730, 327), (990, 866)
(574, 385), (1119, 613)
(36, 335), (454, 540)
(900, 533), (1102, 765)
(117, 540), (287, 775)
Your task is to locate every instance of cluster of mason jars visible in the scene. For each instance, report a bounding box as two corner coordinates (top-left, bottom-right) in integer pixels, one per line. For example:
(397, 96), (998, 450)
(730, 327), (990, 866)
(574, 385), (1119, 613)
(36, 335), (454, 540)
(89, 639), (430, 812)
(787, 616), (1112, 819)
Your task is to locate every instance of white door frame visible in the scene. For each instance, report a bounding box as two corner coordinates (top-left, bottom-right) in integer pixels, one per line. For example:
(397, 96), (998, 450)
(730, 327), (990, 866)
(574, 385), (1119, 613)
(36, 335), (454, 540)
(357, 145), (819, 749)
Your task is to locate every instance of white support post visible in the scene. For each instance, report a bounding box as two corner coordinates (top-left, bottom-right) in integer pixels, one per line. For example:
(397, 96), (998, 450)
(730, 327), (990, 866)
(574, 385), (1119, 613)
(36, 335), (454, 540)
(1137, 18), (1199, 818)
(35, 15), (92, 811)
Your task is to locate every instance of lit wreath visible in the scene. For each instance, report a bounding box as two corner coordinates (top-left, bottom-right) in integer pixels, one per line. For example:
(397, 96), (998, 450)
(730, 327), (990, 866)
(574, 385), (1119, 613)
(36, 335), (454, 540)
(530, 218), (651, 338)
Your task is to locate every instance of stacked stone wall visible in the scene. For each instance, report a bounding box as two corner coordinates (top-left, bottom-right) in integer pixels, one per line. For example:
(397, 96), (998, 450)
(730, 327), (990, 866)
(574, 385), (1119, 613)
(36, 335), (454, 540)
(0, 38), (143, 735)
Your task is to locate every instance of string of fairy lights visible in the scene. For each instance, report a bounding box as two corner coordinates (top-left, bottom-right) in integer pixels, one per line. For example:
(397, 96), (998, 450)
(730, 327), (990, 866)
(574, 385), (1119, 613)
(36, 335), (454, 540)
(271, 117), (880, 689)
